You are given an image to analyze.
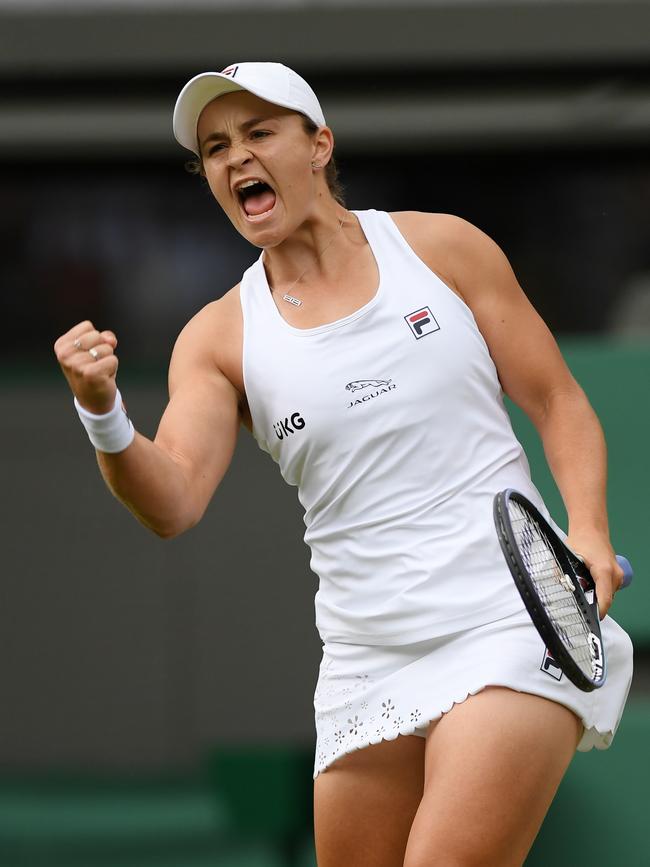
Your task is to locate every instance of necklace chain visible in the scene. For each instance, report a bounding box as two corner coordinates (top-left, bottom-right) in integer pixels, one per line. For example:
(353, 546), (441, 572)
(271, 217), (346, 308)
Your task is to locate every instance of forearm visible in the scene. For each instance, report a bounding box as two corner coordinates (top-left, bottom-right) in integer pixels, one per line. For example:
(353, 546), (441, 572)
(55, 318), (237, 540)
(97, 433), (195, 538)
(535, 386), (609, 536)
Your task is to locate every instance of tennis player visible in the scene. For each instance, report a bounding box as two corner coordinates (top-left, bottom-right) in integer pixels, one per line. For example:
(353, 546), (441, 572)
(54, 62), (633, 866)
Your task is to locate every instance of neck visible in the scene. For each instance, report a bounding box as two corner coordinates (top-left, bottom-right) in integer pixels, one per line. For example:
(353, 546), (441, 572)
(262, 206), (352, 291)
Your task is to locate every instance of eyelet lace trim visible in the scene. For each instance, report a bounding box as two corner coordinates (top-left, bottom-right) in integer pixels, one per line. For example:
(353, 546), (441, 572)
(313, 674), (613, 777)
(314, 666), (435, 778)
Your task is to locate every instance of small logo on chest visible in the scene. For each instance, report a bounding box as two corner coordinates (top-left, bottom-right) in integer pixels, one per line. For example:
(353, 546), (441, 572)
(346, 379), (397, 409)
(404, 306), (440, 339)
(273, 412), (306, 440)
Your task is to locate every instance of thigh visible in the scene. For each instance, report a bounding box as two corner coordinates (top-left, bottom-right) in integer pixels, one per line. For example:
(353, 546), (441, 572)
(314, 733), (426, 867)
(403, 687), (582, 867)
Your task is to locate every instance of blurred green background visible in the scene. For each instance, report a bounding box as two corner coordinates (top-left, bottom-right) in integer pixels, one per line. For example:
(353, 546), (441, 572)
(2, 1), (649, 864)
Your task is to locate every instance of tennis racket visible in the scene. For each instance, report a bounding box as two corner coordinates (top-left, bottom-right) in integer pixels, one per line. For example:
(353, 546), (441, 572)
(493, 488), (633, 692)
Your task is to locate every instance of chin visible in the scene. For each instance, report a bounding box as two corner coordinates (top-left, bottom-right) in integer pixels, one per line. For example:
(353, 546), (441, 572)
(237, 209), (294, 249)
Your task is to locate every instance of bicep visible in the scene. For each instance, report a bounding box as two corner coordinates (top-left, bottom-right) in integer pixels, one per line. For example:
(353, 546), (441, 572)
(449, 218), (582, 426)
(154, 321), (241, 522)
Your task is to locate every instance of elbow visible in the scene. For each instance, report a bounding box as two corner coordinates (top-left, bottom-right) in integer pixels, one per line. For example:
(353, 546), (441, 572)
(142, 510), (201, 540)
(534, 381), (590, 431)
(151, 524), (183, 540)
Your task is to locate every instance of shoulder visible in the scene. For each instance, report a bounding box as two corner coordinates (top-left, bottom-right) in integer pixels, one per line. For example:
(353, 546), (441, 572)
(389, 211), (501, 259)
(170, 284), (243, 385)
(388, 211), (513, 304)
(174, 285), (241, 352)
(389, 210), (470, 236)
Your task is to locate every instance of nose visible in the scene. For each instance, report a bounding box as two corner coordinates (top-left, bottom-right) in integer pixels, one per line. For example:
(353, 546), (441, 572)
(226, 142), (253, 170)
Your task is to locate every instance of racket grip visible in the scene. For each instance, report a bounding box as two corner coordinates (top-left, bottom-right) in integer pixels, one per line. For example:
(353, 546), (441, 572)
(616, 555), (633, 588)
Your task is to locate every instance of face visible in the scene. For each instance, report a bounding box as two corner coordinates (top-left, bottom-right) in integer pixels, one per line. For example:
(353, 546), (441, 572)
(196, 90), (332, 247)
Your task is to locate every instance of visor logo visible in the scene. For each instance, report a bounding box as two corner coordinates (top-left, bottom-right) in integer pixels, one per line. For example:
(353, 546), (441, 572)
(221, 65), (239, 78)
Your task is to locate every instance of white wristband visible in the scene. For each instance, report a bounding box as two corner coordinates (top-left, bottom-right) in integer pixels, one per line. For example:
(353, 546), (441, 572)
(74, 388), (135, 454)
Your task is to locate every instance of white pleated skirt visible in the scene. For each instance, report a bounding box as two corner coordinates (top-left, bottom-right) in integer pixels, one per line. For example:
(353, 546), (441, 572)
(313, 605), (633, 779)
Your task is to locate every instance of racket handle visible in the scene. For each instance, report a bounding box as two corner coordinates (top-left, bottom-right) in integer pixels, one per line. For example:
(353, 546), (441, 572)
(616, 555), (633, 588)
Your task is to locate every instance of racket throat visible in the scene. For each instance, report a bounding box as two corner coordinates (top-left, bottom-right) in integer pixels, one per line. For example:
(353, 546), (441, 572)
(559, 573), (576, 593)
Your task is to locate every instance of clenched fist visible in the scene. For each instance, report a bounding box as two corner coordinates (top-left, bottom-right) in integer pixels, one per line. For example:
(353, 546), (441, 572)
(54, 320), (119, 414)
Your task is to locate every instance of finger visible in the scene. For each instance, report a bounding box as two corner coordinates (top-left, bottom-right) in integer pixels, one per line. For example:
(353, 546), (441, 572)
(66, 320), (96, 340)
(84, 353), (119, 379)
(612, 559), (625, 591)
(54, 320), (96, 356)
(69, 330), (104, 354)
(590, 566), (615, 619)
(99, 330), (118, 349)
(79, 354), (119, 382)
(80, 343), (114, 364)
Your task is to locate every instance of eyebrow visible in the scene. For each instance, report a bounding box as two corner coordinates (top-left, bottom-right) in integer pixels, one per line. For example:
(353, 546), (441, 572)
(200, 116), (274, 153)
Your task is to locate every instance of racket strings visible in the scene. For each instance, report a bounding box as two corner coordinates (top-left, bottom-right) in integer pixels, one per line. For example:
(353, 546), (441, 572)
(508, 502), (596, 679)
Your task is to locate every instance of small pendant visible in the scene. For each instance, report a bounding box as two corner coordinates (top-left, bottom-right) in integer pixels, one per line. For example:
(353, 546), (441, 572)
(283, 293), (302, 307)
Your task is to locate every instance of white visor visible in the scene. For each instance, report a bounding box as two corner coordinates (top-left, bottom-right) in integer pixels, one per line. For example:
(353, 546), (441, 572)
(173, 61), (326, 155)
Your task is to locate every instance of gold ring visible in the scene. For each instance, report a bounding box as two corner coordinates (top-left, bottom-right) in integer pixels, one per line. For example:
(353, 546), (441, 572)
(89, 347), (99, 360)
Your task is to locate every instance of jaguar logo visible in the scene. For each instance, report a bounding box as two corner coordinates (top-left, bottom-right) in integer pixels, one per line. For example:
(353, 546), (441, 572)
(345, 379), (392, 392)
(346, 379), (397, 409)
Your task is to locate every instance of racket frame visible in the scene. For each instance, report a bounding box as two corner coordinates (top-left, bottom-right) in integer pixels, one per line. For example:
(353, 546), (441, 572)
(494, 488), (606, 692)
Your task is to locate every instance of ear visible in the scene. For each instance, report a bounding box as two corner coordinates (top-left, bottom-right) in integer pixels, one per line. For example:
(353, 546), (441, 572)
(311, 125), (335, 169)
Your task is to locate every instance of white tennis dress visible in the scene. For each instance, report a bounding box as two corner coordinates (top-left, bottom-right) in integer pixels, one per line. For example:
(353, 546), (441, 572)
(239, 208), (633, 778)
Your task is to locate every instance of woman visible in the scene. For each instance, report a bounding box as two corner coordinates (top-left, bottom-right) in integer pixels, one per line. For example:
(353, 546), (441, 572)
(54, 62), (633, 866)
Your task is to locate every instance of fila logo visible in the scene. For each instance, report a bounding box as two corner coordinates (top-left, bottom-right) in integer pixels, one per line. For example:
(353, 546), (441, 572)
(405, 306), (440, 339)
(540, 648), (563, 681)
(220, 65), (239, 78)
(273, 412), (305, 440)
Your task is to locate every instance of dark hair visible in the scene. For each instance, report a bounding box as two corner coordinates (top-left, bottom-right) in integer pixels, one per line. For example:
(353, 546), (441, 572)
(185, 111), (346, 207)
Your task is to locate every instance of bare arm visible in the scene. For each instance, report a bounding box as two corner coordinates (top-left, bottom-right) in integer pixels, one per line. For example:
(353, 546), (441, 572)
(55, 303), (240, 539)
(404, 212), (623, 616)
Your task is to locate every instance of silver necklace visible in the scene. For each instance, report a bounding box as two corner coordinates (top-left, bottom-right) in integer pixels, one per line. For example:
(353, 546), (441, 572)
(272, 217), (345, 308)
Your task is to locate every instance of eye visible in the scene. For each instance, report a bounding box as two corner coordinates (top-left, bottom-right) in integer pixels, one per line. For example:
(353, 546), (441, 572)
(206, 142), (226, 156)
(250, 129), (271, 140)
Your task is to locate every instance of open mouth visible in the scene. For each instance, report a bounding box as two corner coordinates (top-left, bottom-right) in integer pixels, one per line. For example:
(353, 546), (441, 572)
(236, 179), (277, 220)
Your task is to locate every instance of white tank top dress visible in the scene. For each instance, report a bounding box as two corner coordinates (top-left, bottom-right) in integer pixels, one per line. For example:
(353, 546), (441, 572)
(241, 208), (553, 645)
(239, 209), (633, 777)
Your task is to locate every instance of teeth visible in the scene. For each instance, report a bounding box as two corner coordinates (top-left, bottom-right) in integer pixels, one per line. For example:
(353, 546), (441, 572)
(237, 179), (262, 190)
